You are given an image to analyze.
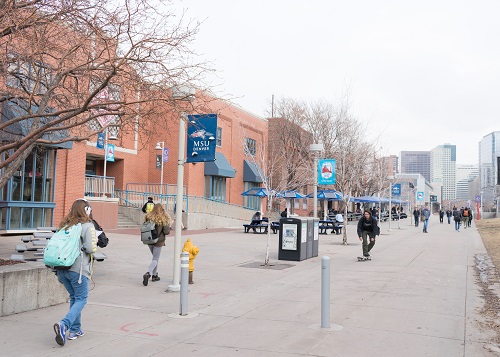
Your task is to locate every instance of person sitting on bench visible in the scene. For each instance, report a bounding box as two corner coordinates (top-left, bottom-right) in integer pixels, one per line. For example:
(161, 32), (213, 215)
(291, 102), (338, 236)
(250, 211), (262, 232)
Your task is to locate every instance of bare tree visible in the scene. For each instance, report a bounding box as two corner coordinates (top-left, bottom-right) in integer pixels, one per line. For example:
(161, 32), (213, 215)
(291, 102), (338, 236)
(0, 0), (214, 188)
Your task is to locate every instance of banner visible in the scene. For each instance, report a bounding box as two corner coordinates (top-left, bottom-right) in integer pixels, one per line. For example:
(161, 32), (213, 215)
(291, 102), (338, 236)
(163, 148), (169, 163)
(416, 191), (424, 201)
(96, 132), (105, 149)
(391, 183), (401, 196)
(156, 154), (162, 169)
(186, 114), (217, 163)
(317, 159), (336, 185)
(106, 144), (115, 162)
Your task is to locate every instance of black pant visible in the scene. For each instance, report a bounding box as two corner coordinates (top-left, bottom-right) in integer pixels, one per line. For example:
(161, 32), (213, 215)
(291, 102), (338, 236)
(361, 230), (375, 256)
(414, 216), (419, 227)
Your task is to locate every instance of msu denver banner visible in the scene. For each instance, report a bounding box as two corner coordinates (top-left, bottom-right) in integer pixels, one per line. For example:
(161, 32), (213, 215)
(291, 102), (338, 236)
(317, 159), (336, 185)
(186, 114), (217, 163)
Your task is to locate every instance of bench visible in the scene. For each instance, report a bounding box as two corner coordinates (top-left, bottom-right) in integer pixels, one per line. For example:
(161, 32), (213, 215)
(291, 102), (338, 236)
(319, 223), (343, 235)
(243, 224), (268, 234)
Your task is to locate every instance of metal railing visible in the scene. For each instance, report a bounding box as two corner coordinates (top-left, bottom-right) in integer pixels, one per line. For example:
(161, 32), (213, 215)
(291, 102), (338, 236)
(85, 175), (115, 197)
(114, 189), (253, 220)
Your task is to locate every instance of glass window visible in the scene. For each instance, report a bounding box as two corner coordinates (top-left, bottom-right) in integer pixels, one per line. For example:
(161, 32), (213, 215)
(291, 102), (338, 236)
(245, 137), (256, 156)
(216, 127), (222, 147)
(0, 208), (5, 230)
(21, 207), (31, 228)
(10, 207), (20, 229)
(86, 159), (96, 176)
(44, 208), (53, 227)
(33, 208), (43, 228)
(204, 176), (226, 201)
(243, 182), (261, 210)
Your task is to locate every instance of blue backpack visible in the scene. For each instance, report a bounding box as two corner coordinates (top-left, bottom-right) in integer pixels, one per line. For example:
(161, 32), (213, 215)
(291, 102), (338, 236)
(43, 223), (83, 269)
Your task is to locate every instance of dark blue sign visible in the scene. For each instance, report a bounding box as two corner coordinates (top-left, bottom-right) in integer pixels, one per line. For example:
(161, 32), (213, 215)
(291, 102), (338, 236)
(186, 114), (217, 163)
(96, 132), (105, 149)
(391, 183), (401, 196)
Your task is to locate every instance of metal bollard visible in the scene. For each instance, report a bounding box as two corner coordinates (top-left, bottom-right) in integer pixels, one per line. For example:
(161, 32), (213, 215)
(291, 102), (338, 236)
(180, 251), (189, 315)
(321, 256), (330, 328)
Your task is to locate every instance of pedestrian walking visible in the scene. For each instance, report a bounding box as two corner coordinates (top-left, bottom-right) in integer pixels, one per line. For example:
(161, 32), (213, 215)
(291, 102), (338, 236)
(453, 206), (462, 232)
(422, 205), (431, 233)
(439, 209), (444, 223)
(357, 210), (380, 260)
(53, 199), (97, 346)
(142, 196), (155, 214)
(468, 209), (473, 227)
(446, 208), (452, 224)
(413, 207), (420, 227)
(143, 204), (172, 286)
(462, 207), (470, 229)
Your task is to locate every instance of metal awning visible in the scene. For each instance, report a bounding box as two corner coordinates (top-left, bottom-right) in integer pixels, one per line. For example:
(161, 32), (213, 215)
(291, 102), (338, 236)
(204, 152), (236, 178)
(243, 160), (263, 183)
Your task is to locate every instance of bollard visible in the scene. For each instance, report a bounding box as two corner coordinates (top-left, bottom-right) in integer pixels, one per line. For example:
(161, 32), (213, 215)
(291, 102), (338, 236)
(321, 256), (330, 328)
(180, 251), (189, 316)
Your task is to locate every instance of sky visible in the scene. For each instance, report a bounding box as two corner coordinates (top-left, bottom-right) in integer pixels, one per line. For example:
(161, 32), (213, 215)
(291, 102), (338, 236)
(177, 0), (500, 165)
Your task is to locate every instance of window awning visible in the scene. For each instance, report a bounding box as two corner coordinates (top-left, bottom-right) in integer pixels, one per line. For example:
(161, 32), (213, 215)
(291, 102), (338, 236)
(204, 152), (236, 178)
(1, 100), (72, 149)
(243, 160), (263, 183)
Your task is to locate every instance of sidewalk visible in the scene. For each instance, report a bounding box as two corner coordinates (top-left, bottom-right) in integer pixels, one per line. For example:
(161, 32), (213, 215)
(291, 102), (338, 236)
(0, 218), (499, 356)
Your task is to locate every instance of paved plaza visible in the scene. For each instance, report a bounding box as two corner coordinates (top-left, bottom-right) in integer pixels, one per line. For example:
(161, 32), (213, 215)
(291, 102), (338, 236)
(0, 217), (499, 356)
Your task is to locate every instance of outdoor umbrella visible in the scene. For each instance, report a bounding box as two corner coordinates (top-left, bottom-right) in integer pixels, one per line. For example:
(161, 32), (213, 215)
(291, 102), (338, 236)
(306, 190), (343, 219)
(277, 190), (306, 216)
(241, 188), (276, 197)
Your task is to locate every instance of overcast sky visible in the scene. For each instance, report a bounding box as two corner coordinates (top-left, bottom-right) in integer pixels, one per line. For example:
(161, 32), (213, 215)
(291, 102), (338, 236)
(179, 0), (500, 165)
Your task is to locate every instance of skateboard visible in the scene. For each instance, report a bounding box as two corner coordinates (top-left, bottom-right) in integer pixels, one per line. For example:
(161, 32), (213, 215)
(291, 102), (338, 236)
(357, 256), (371, 261)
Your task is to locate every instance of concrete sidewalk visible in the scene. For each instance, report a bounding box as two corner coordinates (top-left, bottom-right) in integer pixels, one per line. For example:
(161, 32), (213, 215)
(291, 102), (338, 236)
(0, 218), (499, 356)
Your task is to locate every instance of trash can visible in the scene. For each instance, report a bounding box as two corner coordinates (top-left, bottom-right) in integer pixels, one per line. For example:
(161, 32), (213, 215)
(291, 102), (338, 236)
(278, 217), (308, 261)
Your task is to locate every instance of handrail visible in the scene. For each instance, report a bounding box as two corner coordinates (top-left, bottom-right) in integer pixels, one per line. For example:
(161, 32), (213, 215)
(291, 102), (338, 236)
(85, 175), (115, 197)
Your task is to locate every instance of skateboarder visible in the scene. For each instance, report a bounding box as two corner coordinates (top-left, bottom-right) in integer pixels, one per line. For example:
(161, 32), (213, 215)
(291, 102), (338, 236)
(357, 210), (380, 261)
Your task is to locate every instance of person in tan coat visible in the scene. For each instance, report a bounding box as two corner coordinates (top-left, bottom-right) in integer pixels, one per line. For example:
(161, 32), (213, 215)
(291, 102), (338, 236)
(143, 204), (171, 286)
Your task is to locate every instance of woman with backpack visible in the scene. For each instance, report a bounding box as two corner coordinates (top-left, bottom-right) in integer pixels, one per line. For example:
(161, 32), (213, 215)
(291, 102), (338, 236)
(143, 204), (171, 286)
(53, 199), (97, 346)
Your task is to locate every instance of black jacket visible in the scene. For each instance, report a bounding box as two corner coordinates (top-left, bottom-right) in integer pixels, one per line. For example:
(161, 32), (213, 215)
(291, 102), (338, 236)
(357, 216), (380, 237)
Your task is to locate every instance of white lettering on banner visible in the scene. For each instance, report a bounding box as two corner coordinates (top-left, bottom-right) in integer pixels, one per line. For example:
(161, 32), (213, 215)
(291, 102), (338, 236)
(194, 141), (210, 147)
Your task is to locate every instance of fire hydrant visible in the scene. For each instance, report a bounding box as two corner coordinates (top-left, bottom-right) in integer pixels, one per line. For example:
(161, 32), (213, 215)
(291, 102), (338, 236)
(182, 238), (199, 284)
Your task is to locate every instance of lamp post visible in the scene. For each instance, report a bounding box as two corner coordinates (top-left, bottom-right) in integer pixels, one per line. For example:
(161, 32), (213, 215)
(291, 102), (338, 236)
(310, 142), (324, 219)
(168, 86), (195, 292)
(102, 128), (118, 197)
(480, 190), (483, 220)
(387, 176), (394, 231)
(155, 141), (165, 202)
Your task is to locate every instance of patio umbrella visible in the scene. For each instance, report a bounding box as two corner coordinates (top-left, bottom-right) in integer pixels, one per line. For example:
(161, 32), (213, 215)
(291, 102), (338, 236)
(306, 190), (343, 219)
(351, 195), (381, 203)
(241, 188), (276, 197)
(306, 189), (343, 200)
(276, 190), (306, 216)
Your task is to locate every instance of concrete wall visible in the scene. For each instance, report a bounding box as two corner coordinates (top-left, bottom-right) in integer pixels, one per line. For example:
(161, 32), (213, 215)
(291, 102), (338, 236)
(0, 262), (67, 317)
(118, 205), (248, 230)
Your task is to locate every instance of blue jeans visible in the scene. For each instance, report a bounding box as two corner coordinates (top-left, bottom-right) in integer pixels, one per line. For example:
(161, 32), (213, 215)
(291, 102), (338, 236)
(56, 270), (89, 333)
(423, 219), (429, 232)
(455, 220), (460, 231)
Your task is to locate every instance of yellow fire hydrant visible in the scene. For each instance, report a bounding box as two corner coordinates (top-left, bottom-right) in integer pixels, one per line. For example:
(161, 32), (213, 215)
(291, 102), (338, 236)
(182, 238), (199, 284)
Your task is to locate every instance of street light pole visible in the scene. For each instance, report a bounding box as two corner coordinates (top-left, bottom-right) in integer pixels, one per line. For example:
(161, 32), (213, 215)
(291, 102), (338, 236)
(168, 85), (195, 292)
(310, 142), (324, 219)
(480, 191), (483, 220)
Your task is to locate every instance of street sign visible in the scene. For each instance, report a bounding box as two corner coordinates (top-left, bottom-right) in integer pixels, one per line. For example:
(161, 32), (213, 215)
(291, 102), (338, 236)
(391, 183), (401, 196)
(186, 114), (217, 163)
(475, 195), (481, 203)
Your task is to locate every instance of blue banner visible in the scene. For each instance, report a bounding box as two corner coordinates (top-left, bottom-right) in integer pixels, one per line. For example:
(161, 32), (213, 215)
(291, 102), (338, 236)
(106, 143), (115, 162)
(417, 191), (424, 201)
(391, 183), (401, 196)
(96, 132), (105, 149)
(186, 114), (217, 163)
(318, 159), (336, 185)
(163, 148), (169, 163)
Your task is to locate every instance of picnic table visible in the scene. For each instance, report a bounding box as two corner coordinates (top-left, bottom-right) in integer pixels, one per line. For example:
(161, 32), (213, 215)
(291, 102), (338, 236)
(319, 220), (343, 235)
(243, 219), (269, 234)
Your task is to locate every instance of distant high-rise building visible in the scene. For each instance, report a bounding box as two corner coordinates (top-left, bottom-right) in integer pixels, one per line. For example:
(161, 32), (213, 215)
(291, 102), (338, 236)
(456, 164), (479, 200)
(431, 144), (456, 200)
(479, 131), (500, 208)
(382, 155), (399, 177)
(400, 151), (430, 182)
